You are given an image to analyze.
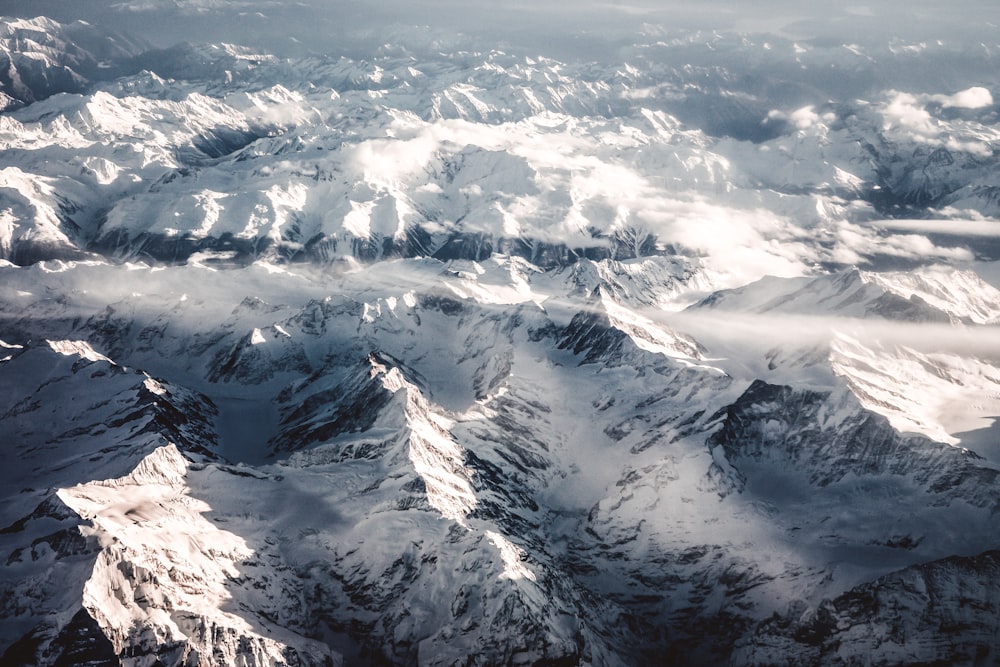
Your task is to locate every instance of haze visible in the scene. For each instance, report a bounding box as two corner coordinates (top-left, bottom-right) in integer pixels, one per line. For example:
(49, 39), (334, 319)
(3, 0), (1000, 59)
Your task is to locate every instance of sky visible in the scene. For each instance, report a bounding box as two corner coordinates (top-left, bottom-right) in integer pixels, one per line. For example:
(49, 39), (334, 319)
(3, 0), (1000, 59)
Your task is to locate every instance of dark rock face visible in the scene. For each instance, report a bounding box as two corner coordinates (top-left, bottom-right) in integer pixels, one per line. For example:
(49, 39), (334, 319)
(865, 292), (954, 323)
(430, 233), (615, 269)
(2, 608), (119, 667)
(557, 309), (629, 364)
(736, 550), (1000, 667)
(88, 230), (268, 267)
(709, 379), (1000, 504)
(270, 355), (396, 455)
(6, 240), (96, 266)
(89, 229), (616, 270)
(0, 18), (144, 109)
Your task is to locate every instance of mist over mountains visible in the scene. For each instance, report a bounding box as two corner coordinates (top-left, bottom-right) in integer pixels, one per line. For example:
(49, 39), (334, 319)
(1, 2), (1000, 665)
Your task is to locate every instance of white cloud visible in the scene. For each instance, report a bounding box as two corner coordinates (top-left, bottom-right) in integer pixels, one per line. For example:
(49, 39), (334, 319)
(788, 106), (821, 130)
(884, 234), (974, 261)
(883, 92), (936, 135)
(833, 220), (976, 264)
(878, 218), (1000, 237)
(637, 197), (814, 287)
(931, 86), (994, 110)
(780, 106), (836, 131)
(878, 88), (997, 156)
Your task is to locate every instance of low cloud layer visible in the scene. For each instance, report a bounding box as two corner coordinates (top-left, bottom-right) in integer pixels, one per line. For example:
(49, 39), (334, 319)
(879, 219), (1000, 238)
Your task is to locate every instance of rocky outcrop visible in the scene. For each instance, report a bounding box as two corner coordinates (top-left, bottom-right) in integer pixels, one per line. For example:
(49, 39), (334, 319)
(735, 549), (1000, 666)
(709, 379), (1000, 506)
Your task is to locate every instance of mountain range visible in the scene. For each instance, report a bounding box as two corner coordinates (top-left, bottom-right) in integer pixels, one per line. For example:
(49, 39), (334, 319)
(1, 12), (1000, 666)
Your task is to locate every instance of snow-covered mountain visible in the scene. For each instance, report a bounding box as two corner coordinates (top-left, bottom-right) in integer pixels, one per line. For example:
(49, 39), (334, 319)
(2, 10), (1000, 666)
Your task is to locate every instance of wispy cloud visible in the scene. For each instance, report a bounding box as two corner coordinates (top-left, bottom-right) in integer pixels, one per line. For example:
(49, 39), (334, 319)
(832, 221), (977, 265)
(877, 218), (1000, 238)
